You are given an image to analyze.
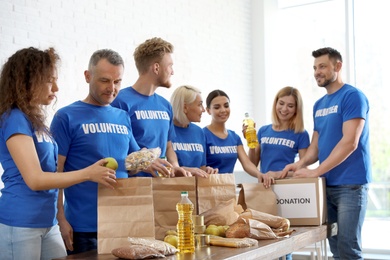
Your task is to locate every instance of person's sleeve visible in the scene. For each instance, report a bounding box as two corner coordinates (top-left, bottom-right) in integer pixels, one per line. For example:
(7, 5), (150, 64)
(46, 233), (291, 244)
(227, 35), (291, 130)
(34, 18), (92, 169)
(50, 112), (72, 156)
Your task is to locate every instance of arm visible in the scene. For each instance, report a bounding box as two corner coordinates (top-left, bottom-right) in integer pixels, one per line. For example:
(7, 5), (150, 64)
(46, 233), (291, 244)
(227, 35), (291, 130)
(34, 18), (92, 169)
(280, 131), (319, 178)
(6, 134), (117, 191)
(165, 141), (190, 177)
(248, 146), (260, 166)
(56, 155), (74, 251)
(237, 145), (273, 188)
(296, 118), (364, 178)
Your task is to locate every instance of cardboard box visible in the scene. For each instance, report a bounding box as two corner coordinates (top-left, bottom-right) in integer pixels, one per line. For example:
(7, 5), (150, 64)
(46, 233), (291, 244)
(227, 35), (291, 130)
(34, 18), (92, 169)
(272, 177), (327, 226)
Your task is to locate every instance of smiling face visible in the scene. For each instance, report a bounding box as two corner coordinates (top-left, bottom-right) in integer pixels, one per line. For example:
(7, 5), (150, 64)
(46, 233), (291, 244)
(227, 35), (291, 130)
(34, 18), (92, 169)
(313, 54), (340, 88)
(275, 95), (296, 123)
(207, 95), (230, 124)
(185, 93), (205, 123)
(84, 58), (124, 106)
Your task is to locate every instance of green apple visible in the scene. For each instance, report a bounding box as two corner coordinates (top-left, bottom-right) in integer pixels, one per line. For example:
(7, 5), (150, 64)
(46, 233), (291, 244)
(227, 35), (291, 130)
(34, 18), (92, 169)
(205, 226), (220, 236)
(217, 226), (226, 237)
(104, 157), (118, 170)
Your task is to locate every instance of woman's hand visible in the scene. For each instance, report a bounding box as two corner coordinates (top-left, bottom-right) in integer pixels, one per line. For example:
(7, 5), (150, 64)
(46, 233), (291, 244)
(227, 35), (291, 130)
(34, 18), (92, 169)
(201, 166), (219, 175)
(259, 172), (275, 188)
(182, 167), (208, 178)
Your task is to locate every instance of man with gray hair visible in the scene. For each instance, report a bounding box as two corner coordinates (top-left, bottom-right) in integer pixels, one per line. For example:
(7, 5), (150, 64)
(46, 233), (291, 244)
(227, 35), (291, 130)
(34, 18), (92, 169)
(50, 49), (141, 254)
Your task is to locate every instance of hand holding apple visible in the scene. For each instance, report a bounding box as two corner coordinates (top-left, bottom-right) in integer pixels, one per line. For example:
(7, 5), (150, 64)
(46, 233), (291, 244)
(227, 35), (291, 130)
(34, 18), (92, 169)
(104, 157), (118, 170)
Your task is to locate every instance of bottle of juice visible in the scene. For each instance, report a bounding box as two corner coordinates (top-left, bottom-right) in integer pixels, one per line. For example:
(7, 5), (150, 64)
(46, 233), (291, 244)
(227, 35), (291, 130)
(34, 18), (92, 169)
(176, 191), (195, 253)
(243, 112), (259, 149)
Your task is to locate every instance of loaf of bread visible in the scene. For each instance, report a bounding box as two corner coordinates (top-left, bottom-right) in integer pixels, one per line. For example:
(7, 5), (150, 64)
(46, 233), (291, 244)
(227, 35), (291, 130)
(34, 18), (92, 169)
(111, 245), (164, 259)
(225, 218), (250, 238)
(226, 217), (295, 240)
(240, 209), (290, 232)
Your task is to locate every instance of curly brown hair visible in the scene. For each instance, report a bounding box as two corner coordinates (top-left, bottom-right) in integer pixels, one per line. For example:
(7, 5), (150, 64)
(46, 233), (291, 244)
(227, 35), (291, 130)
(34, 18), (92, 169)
(133, 37), (174, 75)
(0, 47), (60, 131)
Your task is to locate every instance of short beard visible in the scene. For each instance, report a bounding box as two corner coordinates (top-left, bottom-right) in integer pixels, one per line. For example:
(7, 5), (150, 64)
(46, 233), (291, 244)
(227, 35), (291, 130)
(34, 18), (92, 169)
(318, 79), (332, 87)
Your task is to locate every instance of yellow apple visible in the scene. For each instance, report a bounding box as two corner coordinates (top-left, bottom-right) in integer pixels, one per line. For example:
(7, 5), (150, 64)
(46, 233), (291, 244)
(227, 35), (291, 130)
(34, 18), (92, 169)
(104, 157), (118, 170)
(165, 229), (178, 236)
(217, 226), (226, 237)
(164, 234), (178, 248)
(205, 226), (220, 236)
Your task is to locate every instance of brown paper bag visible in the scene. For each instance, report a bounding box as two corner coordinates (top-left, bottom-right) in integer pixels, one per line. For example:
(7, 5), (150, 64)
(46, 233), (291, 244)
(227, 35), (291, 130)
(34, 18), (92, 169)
(97, 178), (155, 254)
(237, 183), (277, 216)
(196, 174), (237, 215)
(152, 176), (196, 240)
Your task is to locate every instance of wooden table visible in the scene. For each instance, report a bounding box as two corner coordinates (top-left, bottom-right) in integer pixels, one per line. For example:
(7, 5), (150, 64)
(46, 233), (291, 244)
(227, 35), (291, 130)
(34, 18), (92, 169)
(54, 225), (333, 260)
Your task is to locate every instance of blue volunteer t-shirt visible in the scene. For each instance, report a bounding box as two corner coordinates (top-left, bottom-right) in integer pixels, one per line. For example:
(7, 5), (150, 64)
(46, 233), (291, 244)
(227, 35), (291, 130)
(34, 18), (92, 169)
(313, 84), (371, 186)
(203, 127), (242, 173)
(172, 123), (206, 168)
(258, 124), (309, 173)
(111, 87), (175, 176)
(50, 101), (140, 232)
(0, 109), (58, 228)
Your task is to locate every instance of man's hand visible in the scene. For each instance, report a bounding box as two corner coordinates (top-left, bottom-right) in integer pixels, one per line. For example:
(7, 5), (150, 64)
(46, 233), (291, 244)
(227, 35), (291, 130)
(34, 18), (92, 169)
(58, 219), (74, 251)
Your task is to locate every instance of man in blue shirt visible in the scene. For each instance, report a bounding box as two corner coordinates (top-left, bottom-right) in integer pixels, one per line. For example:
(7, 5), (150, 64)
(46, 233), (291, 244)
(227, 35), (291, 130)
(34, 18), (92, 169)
(282, 47), (371, 260)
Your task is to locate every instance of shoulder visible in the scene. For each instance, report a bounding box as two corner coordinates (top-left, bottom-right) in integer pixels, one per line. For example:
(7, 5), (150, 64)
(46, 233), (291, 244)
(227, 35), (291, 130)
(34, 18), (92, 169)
(114, 87), (133, 102)
(56, 101), (82, 113)
(259, 124), (272, 131)
(227, 129), (240, 139)
(153, 93), (171, 106)
(1, 108), (28, 123)
(188, 123), (202, 131)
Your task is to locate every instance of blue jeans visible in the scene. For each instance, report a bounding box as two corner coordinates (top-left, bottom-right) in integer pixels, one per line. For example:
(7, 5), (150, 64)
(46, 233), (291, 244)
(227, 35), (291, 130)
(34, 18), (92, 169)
(326, 184), (368, 260)
(0, 223), (67, 260)
(67, 231), (97, 255)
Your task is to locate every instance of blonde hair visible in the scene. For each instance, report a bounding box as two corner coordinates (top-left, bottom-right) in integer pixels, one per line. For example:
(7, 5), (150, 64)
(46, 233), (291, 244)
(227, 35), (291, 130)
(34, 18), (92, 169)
(170, 85), (201, 126)
(271, 86), (305, 133)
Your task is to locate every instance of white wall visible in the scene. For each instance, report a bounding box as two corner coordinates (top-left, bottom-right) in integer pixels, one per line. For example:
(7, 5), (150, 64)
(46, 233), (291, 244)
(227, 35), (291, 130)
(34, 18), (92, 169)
(0, 0), (256, 122)
(0, 0), (265, 189)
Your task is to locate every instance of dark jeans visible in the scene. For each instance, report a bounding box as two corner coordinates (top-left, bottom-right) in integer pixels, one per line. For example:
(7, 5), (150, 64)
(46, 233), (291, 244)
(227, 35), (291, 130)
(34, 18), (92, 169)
(67, 232), (97, 255)
(279, 253), (292, 260)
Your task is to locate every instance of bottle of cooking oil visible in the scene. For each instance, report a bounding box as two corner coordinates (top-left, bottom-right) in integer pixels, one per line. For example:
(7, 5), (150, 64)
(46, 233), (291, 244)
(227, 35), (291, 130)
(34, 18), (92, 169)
(176, 191), (195, 253)
(243, 112), (259, 149)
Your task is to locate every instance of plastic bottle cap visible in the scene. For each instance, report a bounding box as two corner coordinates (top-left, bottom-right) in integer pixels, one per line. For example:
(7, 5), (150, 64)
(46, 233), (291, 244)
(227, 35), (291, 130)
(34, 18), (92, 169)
(245, 112), (249, 117)
(181, 191), (188, 195)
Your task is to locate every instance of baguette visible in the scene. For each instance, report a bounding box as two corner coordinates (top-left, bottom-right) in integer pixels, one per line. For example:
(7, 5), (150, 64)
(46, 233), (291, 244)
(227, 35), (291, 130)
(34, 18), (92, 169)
(209, 235), (258, 248)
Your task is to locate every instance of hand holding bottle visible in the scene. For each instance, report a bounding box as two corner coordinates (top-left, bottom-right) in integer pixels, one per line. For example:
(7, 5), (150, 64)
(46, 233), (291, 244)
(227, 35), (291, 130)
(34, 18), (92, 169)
(242, 112), (259, 149)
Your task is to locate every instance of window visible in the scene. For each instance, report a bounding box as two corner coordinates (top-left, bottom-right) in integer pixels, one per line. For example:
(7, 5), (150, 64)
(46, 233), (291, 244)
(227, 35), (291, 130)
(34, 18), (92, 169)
(261, 0), (389, 254)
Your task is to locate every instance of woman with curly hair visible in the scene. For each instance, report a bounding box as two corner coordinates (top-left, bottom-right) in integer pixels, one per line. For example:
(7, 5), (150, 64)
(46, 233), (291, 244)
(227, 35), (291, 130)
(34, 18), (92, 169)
(0, 47), (117, 260)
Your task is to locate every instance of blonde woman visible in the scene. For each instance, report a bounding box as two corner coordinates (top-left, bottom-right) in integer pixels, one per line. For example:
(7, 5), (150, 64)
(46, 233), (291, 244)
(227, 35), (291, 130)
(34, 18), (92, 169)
(170, 85), (218, 177)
